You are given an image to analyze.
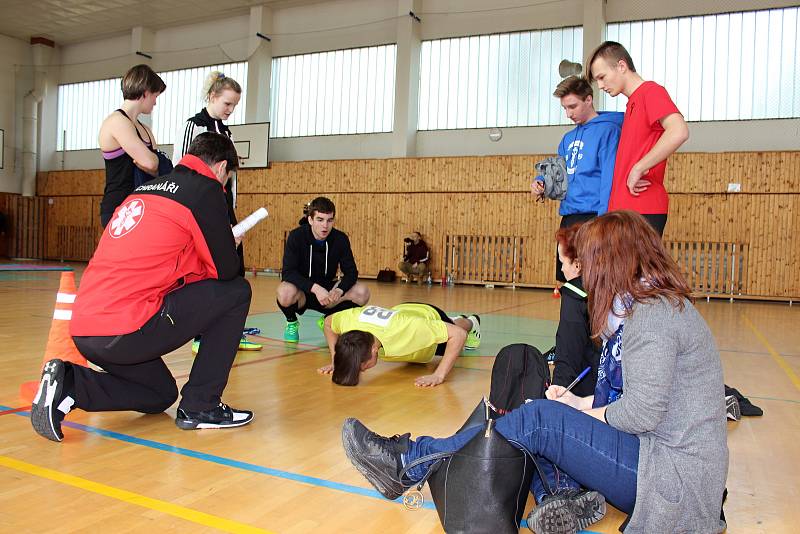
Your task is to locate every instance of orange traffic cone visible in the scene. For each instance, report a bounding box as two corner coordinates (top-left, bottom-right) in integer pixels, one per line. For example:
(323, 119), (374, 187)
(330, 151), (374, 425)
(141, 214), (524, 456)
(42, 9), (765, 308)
(19, 272), (88, 402)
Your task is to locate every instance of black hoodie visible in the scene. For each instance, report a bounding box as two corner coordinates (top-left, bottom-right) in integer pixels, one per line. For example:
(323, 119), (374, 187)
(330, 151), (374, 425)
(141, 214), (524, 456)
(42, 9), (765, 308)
(281, 224), (358, 293)
(551, 276), (601, 397)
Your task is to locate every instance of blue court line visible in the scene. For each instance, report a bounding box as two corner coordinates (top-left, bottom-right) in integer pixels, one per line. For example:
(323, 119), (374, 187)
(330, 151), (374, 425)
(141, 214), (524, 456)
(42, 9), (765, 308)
(0, 404), (433, 510)
(0, 405), (603, 533)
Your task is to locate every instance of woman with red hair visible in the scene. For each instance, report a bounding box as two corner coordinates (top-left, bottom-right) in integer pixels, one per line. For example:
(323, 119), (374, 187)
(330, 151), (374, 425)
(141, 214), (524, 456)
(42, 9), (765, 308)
(341, 211), (728, 534)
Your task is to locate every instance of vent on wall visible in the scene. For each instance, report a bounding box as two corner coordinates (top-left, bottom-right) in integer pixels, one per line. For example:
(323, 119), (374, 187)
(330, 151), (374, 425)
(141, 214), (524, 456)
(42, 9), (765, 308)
(444, 235), (524, 286)
(665, 241), (749, 297)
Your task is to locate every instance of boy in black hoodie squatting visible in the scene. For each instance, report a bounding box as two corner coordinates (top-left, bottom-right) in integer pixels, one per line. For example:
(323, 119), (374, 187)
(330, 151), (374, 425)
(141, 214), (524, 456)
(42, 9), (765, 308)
(277, 197), (370, 342)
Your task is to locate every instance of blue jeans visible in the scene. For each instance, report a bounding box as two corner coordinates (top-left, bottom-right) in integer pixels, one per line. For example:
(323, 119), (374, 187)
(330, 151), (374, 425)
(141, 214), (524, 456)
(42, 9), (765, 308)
(404, 399), (640, 513)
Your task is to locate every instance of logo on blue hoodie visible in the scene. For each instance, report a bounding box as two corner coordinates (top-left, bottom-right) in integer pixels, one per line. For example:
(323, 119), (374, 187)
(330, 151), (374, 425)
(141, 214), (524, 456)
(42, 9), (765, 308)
(557, 111), (624, 216)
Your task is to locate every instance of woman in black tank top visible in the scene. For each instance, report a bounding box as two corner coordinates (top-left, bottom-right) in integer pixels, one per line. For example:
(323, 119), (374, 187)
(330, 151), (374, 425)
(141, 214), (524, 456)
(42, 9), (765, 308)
(98, 65), (166, 227)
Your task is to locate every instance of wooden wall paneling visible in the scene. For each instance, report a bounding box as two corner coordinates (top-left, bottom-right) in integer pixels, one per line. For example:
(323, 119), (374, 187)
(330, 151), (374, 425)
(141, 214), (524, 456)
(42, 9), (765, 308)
(21, 150), (800, 298)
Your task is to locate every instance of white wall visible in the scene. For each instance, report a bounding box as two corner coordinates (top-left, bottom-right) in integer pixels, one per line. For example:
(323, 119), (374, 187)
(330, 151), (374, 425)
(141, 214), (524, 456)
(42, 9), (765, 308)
(14, 0), (800, 172)
(0, 35), (32, 193)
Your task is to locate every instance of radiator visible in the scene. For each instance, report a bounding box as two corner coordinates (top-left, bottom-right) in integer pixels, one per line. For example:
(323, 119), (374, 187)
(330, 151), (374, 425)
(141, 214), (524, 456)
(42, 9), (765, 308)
(56, 225), (97, 261)
(665, 241), (748, 296)
(444, 235), (524, 285)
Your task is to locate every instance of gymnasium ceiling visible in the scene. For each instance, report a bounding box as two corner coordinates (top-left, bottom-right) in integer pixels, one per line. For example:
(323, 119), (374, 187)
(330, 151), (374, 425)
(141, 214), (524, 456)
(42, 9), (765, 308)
(0, 0), (329, 45)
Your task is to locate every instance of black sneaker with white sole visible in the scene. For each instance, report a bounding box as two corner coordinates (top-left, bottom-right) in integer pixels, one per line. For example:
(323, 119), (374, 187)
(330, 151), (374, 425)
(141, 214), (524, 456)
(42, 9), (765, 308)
(31, 359), (75, 442)
(527, 489), (606, 534)
(175, 402), (254, 430)
(341, 418), (411, 500)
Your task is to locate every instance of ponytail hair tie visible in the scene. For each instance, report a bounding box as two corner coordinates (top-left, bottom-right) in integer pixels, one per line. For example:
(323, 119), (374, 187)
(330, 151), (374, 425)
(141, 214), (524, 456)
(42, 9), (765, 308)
(218, 72), (225, 79)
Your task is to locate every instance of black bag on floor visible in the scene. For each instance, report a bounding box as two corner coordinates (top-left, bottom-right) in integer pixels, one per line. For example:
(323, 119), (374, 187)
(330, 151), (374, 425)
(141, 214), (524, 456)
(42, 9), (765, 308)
(376, 268), (396, 283)
(403, 401), (536, 534)
(490, 343), (550, 414)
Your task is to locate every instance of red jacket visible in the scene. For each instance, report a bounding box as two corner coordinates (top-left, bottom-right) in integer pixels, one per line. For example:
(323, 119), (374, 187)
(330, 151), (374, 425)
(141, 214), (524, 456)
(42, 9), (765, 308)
(71, 155), (241, 336)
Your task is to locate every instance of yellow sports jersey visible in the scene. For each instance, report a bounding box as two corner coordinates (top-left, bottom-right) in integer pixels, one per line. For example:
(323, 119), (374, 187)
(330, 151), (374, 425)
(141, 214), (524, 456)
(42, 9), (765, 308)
(330, 304), (449, 363)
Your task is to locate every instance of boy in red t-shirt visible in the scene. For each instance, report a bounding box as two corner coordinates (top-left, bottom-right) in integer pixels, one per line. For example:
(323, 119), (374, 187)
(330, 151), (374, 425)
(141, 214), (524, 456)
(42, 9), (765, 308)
(587, 41), (689, 235)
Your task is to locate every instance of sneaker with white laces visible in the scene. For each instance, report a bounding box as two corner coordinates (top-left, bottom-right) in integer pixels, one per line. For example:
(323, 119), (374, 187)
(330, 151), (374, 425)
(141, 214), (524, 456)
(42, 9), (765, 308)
(31, 359), (75, 442)
(341, 418), (412, 500)
(175, 402), (254, 430)
(465, 314), (481, 349)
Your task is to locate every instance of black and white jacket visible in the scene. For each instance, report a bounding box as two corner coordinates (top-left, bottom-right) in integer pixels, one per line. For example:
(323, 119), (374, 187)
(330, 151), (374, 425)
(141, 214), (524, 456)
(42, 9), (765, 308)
(172, 108), (238, 225)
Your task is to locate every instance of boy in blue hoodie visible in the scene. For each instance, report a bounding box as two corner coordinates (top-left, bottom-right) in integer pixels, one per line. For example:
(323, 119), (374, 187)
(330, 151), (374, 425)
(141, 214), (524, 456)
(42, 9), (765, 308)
(533, 76), (623, 282)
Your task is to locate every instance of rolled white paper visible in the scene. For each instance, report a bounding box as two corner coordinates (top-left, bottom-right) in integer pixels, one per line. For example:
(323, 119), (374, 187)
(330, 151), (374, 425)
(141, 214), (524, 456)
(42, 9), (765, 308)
(232, 207), (268, 238)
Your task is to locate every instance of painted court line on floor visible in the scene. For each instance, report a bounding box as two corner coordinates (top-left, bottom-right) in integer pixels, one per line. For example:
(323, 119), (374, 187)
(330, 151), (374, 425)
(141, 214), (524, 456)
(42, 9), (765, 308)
(1, 406), (604, 533)
(172, 347), (322, 380)
(0, 404), (435, 511)
(0, 405), (31, 417)
(742, 314), (800, 392)
(0, 454), (273, 534)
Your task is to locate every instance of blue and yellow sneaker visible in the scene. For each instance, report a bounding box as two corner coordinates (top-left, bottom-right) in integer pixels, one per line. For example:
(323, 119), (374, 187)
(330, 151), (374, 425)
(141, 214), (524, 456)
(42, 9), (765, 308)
(284, 320), (300, 343)
(465, 314), (481, 349)
(238, 335), (262, 351)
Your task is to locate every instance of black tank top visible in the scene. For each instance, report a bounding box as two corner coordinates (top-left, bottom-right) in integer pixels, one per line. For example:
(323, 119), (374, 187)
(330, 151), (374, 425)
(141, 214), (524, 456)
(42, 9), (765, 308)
(100, 109), (152, 219)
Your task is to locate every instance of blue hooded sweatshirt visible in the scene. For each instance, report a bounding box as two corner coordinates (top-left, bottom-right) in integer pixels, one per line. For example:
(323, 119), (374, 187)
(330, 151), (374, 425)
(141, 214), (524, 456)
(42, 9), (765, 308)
(557, 111), (624, 216)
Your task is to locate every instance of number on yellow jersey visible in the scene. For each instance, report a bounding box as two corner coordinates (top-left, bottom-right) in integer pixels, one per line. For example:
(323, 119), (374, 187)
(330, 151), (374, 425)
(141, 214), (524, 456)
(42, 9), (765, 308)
(359, 306), (396, 327)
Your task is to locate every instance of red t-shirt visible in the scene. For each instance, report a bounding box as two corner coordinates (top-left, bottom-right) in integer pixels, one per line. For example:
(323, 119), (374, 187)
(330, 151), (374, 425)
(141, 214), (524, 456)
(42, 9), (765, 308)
(607, 81), (681, 214)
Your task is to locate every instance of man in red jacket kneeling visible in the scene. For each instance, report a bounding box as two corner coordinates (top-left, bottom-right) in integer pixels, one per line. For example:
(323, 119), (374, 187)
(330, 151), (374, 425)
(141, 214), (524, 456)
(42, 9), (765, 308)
(31, 132), (254, 442)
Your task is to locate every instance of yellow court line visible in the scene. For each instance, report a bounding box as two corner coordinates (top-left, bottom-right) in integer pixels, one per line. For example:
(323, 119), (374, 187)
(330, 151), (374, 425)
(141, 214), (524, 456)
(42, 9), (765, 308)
(741, 314), (800, 392)
(0, 455), (273, 534)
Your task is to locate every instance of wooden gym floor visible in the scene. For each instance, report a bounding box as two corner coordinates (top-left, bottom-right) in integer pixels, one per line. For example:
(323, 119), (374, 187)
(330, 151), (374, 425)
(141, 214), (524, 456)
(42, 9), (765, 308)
(0, 266), (798, 533)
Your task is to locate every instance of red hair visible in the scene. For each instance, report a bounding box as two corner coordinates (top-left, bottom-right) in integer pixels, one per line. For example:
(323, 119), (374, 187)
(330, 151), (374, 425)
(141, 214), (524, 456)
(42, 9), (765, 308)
(575, 211), (692, 339)
(555, 223), (584, 263)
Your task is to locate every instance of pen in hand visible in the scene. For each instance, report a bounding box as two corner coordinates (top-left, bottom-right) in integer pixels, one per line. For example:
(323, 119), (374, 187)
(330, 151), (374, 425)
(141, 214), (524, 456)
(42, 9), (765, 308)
(558, 366), (592, 398)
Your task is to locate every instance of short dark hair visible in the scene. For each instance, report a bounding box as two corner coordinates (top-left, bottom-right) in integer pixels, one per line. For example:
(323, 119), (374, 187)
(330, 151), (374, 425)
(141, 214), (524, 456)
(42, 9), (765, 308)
(308, 197), (336, 218)
(586, 41), (636, 83)
(186, 132), (239, 172)
(553, 76), (593, 100)
(332, 330), (374, 386)
(121, 64), (166, 100)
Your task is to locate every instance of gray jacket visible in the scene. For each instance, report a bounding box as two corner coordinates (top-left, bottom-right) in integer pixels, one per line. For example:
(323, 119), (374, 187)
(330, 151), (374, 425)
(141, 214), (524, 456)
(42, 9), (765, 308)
(605, 297), (728, 534)
(534, 156), (568, 200)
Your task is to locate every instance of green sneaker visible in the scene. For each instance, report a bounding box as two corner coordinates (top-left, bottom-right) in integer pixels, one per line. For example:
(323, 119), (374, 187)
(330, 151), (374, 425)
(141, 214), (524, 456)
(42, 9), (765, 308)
(465, 314), (481, 349)
(317, 316), (325, 331)
(284, 320), (299, 343)
(238, 336), (262, 351)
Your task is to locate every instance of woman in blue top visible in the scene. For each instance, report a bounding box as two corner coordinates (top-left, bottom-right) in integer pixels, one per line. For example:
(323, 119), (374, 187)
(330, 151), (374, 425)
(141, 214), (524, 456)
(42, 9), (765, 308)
(341, 211), (728, 534)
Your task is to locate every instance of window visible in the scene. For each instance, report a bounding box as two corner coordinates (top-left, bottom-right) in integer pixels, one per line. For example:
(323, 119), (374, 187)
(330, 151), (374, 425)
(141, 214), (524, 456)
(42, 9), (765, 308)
(153, 62), (248, 144)
(605, 7), (800, 121)
(269, 44), (396, 137)
(56, 62), (248, 151)
(57, 77), (120, 151)
(418, 27), (584, 130)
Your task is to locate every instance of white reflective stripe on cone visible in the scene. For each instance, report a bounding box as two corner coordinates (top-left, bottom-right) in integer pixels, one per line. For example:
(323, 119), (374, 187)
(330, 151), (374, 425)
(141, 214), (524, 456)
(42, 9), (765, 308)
(53, 309), (73, 320)
(56, 293), (76, 304)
